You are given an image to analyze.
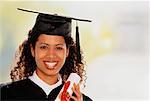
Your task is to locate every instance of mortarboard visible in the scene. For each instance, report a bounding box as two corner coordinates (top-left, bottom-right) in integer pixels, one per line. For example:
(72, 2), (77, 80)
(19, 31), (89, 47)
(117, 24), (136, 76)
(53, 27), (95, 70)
(17, 8), (91, 64)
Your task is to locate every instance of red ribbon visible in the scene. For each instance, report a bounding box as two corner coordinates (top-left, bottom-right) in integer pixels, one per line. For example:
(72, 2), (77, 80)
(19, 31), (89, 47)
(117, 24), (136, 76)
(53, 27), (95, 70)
(61, 81), (71, 101)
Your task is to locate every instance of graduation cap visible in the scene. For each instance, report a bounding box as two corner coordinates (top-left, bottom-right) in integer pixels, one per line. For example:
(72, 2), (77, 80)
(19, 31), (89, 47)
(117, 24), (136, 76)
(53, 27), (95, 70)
(17, 8), (91, 63)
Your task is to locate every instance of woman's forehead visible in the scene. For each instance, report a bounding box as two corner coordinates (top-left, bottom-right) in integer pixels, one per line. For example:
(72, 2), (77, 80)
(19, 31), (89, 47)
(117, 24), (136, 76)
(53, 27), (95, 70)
(37, 34), (66, 44)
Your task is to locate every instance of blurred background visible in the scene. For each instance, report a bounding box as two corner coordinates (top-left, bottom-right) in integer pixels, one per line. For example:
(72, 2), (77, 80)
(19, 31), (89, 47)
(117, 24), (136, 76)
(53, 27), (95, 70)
(0, 1), (149, 101)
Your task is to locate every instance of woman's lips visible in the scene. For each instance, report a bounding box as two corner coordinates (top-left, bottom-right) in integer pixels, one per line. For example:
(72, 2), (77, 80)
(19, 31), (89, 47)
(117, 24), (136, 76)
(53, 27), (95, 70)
(44, 61), (58, 69)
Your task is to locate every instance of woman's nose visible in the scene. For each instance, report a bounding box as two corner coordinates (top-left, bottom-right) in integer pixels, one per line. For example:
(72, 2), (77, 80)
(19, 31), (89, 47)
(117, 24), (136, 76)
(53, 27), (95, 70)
(46, 48), (56, 58)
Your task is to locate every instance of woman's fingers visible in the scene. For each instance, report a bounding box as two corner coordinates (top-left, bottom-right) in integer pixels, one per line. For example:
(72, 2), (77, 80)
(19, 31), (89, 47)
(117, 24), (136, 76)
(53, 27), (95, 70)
(71, 95), (78, 101)
(71, 83), (82, 101)
(60, 83), (82, 101)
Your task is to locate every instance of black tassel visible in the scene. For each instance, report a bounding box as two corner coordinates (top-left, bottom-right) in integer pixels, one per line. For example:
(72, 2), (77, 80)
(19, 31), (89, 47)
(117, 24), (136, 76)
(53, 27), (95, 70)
(76, 26), (81, 63)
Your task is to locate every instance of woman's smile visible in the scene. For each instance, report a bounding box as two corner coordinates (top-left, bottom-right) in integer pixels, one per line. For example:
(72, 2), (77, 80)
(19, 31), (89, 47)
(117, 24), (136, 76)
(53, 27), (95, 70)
(44, 61), (58, 69)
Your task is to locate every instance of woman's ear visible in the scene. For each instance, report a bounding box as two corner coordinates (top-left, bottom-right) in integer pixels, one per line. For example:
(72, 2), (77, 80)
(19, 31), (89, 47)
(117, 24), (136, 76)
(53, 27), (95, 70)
(66, 48), (69, 58)
(30, 44), (35, 57)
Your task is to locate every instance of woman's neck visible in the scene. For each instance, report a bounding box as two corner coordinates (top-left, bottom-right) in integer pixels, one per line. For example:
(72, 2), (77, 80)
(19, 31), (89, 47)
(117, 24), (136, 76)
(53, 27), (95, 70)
(35, 70), (59, 85)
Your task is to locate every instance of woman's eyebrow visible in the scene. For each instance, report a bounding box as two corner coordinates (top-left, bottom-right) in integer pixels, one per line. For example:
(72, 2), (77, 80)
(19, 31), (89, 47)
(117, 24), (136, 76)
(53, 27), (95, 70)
(39, 42), (49, 46)
(39, 42), (65, 46)
(55, 44), (64, 46)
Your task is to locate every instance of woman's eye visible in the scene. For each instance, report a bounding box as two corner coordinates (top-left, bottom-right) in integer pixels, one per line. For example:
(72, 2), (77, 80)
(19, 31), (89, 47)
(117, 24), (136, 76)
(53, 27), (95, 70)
(40, 46), (48, 49)
(56, 47), (63, 50)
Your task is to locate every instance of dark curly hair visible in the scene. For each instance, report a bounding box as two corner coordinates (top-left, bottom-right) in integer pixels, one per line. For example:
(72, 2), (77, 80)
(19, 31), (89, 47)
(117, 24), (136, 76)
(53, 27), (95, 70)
(10, 30), (86, 83)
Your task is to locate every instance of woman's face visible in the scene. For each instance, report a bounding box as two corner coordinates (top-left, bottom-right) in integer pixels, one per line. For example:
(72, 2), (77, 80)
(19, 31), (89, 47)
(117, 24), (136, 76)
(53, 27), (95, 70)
(31, 34), (69, 78)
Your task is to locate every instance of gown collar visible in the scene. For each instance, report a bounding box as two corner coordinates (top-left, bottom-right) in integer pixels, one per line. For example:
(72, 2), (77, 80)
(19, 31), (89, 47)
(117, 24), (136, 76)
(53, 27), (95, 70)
(29, 71), (62, 95)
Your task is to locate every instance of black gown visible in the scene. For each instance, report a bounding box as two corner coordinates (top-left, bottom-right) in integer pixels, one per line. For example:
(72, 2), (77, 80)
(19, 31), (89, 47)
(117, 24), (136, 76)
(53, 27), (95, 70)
(1, 79), (92, 101)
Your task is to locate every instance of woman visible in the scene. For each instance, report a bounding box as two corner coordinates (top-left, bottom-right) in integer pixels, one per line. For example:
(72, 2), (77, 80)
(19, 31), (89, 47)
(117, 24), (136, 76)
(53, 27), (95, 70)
(1, 9), (92, 101)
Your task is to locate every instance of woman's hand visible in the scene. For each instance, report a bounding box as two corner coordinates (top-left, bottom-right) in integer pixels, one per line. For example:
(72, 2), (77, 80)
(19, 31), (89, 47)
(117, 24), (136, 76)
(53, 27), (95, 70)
(60, 82), (82, 101)
(71, 83), (82, 101)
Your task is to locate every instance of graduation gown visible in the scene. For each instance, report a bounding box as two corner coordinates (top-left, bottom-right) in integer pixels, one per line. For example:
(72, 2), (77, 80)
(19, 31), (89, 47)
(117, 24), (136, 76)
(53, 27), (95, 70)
(1, 79), (92, 101)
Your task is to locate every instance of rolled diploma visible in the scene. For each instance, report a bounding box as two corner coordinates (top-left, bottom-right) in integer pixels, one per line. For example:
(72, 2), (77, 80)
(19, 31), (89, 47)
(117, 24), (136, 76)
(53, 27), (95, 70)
(55, 73), (81, 101)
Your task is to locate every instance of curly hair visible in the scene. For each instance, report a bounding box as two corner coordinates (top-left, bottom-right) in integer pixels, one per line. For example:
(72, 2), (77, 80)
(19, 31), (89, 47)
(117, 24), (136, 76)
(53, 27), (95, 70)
(10, 31), (86, 83)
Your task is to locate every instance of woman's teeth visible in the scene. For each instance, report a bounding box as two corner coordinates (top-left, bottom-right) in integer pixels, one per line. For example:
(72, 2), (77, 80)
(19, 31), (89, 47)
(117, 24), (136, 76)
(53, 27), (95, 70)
(45, 62), (57, 68)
